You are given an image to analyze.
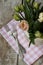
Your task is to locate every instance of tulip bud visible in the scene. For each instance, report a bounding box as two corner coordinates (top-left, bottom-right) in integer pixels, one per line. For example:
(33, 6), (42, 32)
(13, 14), (20, 21)
(14, 6), (20, 12)
(26, 0), (31, 3)
(38, 12), (43, 22)
(33, 2), (39, 9)
(35, 31), (41, 38)
(19, 4), (24, 11)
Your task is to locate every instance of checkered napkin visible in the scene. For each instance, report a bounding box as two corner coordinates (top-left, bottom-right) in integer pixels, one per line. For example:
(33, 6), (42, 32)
(0, 19), (43, 65)
(0, 19), (19, 54)
(23, 44), (43, 65)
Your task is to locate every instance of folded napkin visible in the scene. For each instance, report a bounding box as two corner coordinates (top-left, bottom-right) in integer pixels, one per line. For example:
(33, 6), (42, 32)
(0, 19), (43, 65)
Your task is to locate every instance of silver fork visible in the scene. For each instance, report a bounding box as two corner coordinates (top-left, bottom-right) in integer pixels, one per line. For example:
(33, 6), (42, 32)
(12, 29), (26, 65)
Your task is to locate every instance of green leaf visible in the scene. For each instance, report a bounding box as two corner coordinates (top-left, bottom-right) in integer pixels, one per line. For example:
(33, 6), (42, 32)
(13, 14), (22, 21)
(29, 32), (35, 45)
(33, 21), (39, 31)
(33, 20), (43, 32)
(32, 0), (35, 5)
(24, 0), (34, 23)
(40, 6), (43, 12)
(39, 22), (43, 33)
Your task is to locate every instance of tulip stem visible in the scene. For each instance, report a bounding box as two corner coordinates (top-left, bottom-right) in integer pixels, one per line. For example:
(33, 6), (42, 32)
(22, 0), (23, 4)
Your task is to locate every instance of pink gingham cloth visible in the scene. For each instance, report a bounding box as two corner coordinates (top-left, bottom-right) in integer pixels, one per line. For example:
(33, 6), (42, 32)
(0, 19), (43, 65)
(23, 44), (43, 65)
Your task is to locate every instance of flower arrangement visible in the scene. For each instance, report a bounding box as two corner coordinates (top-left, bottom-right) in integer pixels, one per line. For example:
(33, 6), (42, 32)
(13, 0), (43, 45)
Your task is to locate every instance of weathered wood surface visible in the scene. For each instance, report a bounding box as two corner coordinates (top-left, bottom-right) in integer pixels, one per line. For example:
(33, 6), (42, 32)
(0, 0), (43, 65)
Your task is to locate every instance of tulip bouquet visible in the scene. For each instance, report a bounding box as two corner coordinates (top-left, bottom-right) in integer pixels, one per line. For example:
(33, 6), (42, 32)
(13, 0), (43, 45)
